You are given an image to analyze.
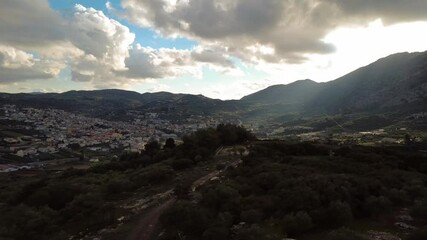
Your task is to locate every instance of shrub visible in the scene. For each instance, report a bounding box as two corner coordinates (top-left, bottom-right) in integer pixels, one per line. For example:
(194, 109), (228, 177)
(241, 209), (264, 224)
(172, 158), (193, 171)
(327, 228), (368, 240)
(282, 211), (313, 236)
(202, 227), (230, 240)
(160, 201), (210, 237)
(407, 226), (427, 240)
(363, 196), (392, 217)
(410, 199), (427, 221)
(314, 201), (353, 229)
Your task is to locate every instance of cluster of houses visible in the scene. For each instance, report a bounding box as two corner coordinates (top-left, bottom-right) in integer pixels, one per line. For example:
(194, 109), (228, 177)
(0, 105), (238, 167)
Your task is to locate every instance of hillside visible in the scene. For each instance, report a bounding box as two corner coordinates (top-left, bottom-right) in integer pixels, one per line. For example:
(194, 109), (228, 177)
(241, 79), (322, 105)
(0, 51), (426, 128)
(240, 51), (427, 130)
(311, 52), (427, 114)
(0, 90), (240, 121)
(243, 51), (427, 116)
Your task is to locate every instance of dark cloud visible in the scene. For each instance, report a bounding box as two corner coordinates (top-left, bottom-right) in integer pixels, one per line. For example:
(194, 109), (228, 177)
(0, 0), (238, 85)
(0, 0), (67, 48)
(119, 0), (427, 63)
(191, 48), (234, 68)
(71, 71), (93, 82)
(328, 0), (427, 24)
(0, 67), (54, 83)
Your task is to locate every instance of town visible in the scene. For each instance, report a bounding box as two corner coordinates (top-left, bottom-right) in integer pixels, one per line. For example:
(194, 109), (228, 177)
(1, 103), (425, 173)
(0, 104), (226, 172)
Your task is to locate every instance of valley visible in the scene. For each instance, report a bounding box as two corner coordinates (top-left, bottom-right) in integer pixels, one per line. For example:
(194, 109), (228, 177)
(0, 51), (426, 240)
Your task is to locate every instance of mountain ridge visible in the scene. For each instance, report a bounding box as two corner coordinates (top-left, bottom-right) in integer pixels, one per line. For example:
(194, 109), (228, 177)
(1, 50), (426, 126)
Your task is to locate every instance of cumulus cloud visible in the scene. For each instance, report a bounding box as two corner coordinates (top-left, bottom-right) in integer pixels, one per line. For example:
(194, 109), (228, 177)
(115, 44), (239, 80)
(66, 4), (136, 85)
(0, 2), (141, 86)
(0, 0), (67, 49)
(191, 46), (234, 68)
(0, 45), (62, 83)
(3, 0), (426, 90)
(69, 4), (135, 69)
(0, 46), (34, 68)
(0, 1), (135, 85)
(116, 45), (198, 79)
(0, 0), (240, 87)
(326, 0), (427, 24)
(118, 0), (427, 63)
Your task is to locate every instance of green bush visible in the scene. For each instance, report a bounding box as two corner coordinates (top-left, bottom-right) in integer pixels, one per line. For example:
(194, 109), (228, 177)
(202, 227), (230, 240)
(327, 228), (368, 240)
(172, 158), (193, 170)
(363, 196), (392, 217)
(407, 226), (427, 240)
(313, 201), (353, 229)
(282, 211), (313, 236)
(160, 201), (210, 238)
(410, 199), (427, 221)
(241, 209), (264, 224)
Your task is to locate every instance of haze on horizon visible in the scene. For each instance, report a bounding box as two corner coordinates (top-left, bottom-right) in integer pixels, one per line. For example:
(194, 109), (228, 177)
(0, 0), (427, 100)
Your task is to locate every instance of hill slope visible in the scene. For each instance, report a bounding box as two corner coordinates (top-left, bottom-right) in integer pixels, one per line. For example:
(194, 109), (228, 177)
(311, 51), (427, 114)
(245, 51), (427, 118)
(241, 79), (322, 105)
(0, 51), (426, 127)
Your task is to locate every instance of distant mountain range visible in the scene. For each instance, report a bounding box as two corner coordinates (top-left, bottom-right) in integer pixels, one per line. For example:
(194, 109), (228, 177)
(1, 51), (427, 130)
(243, 51), (427, 114)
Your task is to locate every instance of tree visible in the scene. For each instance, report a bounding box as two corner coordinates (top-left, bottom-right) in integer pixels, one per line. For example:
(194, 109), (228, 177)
(327, 228), (368, 240)
(313, 201), (353, 229)
(282, 211), (313, 236)
(160, 201), (210, 238)
(164, 138), (176, 149)
(202, 227), (230, 240)
(79, 150), (85, 161)
(408, 227), (427, 240)
(172, 158), (193, 171)
(363, 196), (392, 217)
(144, 140), (161, 158)
(174, 179), (193, 199)
(241, 209), (263, 223)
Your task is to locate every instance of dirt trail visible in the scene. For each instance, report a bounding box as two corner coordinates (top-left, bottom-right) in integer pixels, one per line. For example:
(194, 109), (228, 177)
(128, 198), (176, 240)
(129, 146), (245, 240)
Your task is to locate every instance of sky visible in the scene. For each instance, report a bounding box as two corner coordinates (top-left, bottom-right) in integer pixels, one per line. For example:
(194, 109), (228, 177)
(0, 0), (427, 100)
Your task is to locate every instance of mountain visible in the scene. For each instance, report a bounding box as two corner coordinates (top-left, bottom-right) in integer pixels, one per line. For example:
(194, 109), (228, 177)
(311, 51), (427, 114)
(238, 51), (427, 131)
(0, 89), (240, 121)
(1, 51), (426, 129)
(241, 79), (321, 105)
(245, 51), (427, 116)
(0, 89), (145, 119)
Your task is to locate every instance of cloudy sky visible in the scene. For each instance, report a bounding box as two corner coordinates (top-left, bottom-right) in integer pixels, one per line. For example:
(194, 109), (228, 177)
(1, 0), (426, 99)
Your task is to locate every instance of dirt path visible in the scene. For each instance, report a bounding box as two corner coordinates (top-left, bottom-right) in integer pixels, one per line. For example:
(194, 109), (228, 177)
(191, 158), (242, 192)
(128, 198), (176, 240)
(129, 146), (246, 240)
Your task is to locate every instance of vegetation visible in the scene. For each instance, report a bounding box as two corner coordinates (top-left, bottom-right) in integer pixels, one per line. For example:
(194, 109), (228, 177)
(0, 124), (254, 240)
(160, 141), (427, 240)
(2, 124), (427, 240)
